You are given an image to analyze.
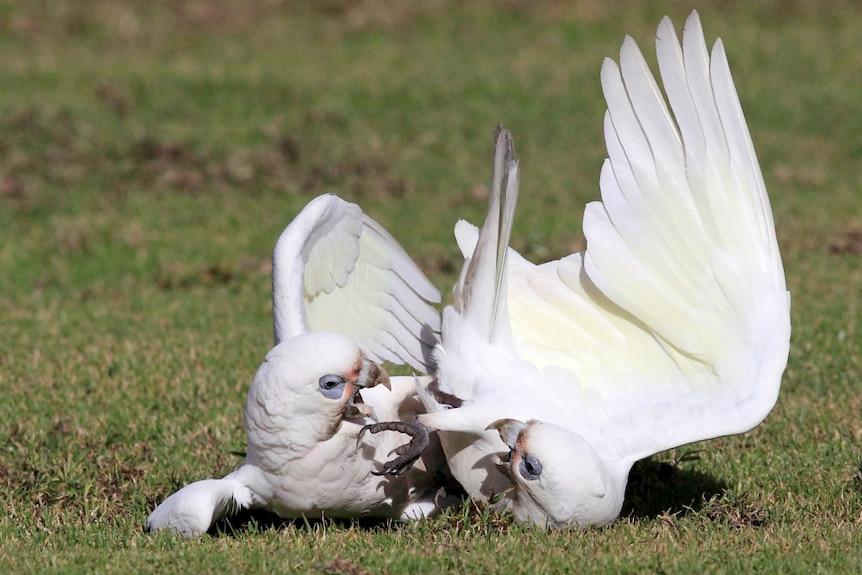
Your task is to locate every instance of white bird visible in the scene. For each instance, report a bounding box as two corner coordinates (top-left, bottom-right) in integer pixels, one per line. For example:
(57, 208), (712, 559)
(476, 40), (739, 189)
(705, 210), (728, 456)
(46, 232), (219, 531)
(147, 194), (450, 538)
(418, 12), (791, 529)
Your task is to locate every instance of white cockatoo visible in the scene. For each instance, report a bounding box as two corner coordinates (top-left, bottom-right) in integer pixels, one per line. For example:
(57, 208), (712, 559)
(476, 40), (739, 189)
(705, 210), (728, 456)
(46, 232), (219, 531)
(147, 194), (450, 538)
(418, 13), (791, 529)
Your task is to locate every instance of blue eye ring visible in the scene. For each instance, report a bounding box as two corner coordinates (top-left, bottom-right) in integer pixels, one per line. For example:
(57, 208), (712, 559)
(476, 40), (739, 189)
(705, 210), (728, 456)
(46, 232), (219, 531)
(318, 374), (346, 399)
(519, 454), (543, 481)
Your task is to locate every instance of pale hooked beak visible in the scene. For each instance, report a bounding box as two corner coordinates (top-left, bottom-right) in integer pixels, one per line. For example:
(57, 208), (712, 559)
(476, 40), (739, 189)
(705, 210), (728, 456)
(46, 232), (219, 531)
(356, 357), (390, 389)
(487, 418), (527, 450)
(345, 358), (389, 419)
(487, 418), (527, 477)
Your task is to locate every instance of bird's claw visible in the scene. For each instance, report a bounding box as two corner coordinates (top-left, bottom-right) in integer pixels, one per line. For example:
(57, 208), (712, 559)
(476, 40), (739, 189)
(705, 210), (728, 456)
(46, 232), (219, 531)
(359, 421), (431, 477)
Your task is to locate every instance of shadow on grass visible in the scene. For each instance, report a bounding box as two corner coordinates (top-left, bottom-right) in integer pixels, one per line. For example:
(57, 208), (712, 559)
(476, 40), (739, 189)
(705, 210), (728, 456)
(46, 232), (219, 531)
(209, 458), (729, 536)
(209, 510), (402, 538)
(620, 457), (728, 521)
(207, 509), (412, 537)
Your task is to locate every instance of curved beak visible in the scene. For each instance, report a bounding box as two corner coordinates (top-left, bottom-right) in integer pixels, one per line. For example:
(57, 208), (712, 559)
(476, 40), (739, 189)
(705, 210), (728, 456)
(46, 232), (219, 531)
(487, 419), (527, 479)
(486, 418), (527, 450)
(346, 358), (389, 419)
(356, 358), (390, 389)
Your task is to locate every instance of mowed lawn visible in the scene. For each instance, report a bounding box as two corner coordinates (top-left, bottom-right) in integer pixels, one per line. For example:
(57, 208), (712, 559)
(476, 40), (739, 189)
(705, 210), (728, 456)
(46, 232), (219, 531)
(0, 1), (861, 573)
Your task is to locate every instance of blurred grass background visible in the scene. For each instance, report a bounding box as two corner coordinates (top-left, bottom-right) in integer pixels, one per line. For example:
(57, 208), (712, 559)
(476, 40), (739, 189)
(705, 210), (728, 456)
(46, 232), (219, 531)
(0, 1), (861, 573)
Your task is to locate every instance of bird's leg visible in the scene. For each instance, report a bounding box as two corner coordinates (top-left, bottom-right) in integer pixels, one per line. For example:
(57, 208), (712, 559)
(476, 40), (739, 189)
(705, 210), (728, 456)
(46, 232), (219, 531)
(359, 420), (431, 476)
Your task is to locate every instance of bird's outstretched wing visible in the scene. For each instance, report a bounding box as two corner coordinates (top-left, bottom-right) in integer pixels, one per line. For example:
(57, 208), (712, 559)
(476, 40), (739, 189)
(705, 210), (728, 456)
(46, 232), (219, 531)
(271, 194), (441, 374)
(456, 12), (790, 463)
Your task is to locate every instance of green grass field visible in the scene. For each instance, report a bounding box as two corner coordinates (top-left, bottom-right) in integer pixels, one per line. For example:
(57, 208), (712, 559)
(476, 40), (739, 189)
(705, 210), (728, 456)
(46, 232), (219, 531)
(1, 1), (861, 572)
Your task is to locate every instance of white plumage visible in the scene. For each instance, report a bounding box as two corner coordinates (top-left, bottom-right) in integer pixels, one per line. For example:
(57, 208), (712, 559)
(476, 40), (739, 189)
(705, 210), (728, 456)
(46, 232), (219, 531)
(147, 194), (448, 537)
(271, 194), (441, 373)
(420, 12), (791, 529)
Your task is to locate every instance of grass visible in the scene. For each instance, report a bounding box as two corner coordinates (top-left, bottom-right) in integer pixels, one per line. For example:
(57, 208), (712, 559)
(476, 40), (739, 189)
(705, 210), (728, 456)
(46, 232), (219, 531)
(1, 0), (861, 572)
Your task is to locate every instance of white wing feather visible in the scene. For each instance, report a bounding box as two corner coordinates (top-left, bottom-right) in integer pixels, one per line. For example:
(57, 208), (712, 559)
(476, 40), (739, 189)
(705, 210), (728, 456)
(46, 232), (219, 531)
(430, 12), (790, 467)
(146, 473), (255, 538)
(271, 194), (441, 373)
(513, 12), (789, 462)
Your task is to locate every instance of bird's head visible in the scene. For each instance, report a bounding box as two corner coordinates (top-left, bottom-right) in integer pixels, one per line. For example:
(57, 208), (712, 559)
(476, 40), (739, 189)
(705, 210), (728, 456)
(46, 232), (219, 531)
(244, 333), (389, 455)
(488, 418), (625, 529)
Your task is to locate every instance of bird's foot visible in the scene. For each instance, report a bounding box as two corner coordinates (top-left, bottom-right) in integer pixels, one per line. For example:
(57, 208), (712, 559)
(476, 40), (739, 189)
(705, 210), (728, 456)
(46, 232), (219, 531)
(359, 421), (431, 476)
